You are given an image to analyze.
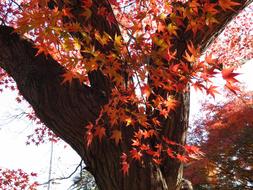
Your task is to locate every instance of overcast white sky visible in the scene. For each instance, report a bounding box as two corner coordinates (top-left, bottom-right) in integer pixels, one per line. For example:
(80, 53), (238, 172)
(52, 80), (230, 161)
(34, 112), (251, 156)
(0, 89), (81, 189)
(0, 60), (252, 189)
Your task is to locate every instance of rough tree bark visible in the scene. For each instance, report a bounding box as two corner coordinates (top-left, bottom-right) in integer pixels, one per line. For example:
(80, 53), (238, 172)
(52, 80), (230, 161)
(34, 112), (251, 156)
(0, 0), (251, 190)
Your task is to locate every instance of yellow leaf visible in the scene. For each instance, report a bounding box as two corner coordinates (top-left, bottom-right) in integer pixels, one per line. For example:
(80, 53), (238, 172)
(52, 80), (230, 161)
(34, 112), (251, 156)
(125, 118), (132, 126)
(167, 23), (178, 37)
(114, 34), (122, 47)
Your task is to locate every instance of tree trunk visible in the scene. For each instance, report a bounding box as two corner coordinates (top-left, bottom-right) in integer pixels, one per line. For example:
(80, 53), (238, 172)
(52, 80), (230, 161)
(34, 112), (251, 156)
(0, 0), (251, 189)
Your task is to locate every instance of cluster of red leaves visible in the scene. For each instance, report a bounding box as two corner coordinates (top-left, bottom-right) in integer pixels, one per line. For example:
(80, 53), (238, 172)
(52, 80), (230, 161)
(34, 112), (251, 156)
(0, 168), (38, 190)
(185, 91), (253, 187)
(207, 3), (253, 67)
(0, 68), (16, 93)
(0, 0), (252, 175)
(25, 110), (59, 145)
(201, 92), (253, 149)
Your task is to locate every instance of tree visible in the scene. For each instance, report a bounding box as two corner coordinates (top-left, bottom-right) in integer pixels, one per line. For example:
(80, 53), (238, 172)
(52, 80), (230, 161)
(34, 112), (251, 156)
(185, 91), (253, 189)
(0, 0), (252, 189)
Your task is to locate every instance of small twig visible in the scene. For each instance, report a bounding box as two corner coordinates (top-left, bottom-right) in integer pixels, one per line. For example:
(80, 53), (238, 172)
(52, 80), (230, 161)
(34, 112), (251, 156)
(38, 160), (83, 186)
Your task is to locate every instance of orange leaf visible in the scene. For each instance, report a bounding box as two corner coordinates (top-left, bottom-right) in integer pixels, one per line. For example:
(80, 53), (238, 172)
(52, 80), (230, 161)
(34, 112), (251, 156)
(110, 130), (122, 145)
(94, 126), (106, 141)
(125, 117), (133, 126)
(177, 154), (188, 163)
(141, 84), (151, 98)
(205, 53), (217, 65)
(184, 145), (200, 154)
(206, 85), (220, 99)
(204, 2), (219, 15)
(225, 82), (240, 94)
(222, 67), (239, 83)
(183, 51), (196, 63)
(218, 0), (241, 11)
(186, 41), (199, 57)
(61, 71), (76, 84)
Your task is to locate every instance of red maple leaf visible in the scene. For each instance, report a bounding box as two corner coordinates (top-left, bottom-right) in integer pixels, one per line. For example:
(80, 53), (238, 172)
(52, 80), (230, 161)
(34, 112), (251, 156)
(222, 67), (239, 83)
(177, 154), (188, 163)
(130, 149), (142, 161)
(206, 85), (220, 99)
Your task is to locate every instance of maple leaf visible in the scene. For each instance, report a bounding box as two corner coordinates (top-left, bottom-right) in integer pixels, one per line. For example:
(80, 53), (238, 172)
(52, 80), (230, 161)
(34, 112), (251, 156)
(35, 44), (49, 56)
(107, 13), (116, 27)
(167, 148), (175, 158)
(160, 109), (169, 118)
(61, 71), (76, 84)
(164, 96), (178, 111)
(205, 14), (219, 26)
(163, 137), (177, 145)
(186, 41), (199, 57)
(192, 82), (205, 92)
(186, 20), (202, 37)
(205, 53), (217, 65)
(62, 8), (74, 19)
(141, 84), (151, 98)
(130, 149), (142, 161)
(183, 51), (196, 63)
(225, 82), (240, 94)
(121, 161), (129, 175)
(110, 130), (122, 145)
(167, 23), (178, 37)
(152, 158), (162, 165)
(95, 32), (111, 46)
(184, 145), (200, 154)
(121, 153), (129, 175)
(132, 139), (140, 147)
(81, 8), (92, 20)
(221, 67), (239, 83)
(204, 2), (219, 15)
(109, 0), (119, 6)
(219, 0), (241, 11)
(114, 34), (122, 47)
(125, 117), (133, 126)
(82, 0), (93, 8)
(177, 154), (188, 163)
(94, 126), (106, 142)
(207, 85), (220, 99)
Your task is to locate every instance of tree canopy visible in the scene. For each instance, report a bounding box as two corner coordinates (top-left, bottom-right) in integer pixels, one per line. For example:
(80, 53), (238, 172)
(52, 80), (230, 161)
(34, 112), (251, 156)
(185, 91), (253, 189)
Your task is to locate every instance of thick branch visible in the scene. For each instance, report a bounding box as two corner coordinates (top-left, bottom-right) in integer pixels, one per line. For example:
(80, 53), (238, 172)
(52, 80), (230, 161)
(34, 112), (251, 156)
(0, 26), (104, 158)
(160, 0), (252, 187)
(0, 26), (168, 190)
(194, 0), (253, 51)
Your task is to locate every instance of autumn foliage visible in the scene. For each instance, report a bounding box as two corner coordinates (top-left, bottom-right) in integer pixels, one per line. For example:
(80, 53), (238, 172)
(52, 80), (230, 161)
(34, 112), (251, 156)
(0, 168), (38, 190)
(185, 91), (253, 189)
(0, 0), (252, 189)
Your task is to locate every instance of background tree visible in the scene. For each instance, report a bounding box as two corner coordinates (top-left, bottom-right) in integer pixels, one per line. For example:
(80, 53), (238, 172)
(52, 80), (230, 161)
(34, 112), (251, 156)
(0, 0), (252, 190)
(185, 91), (253, 189)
